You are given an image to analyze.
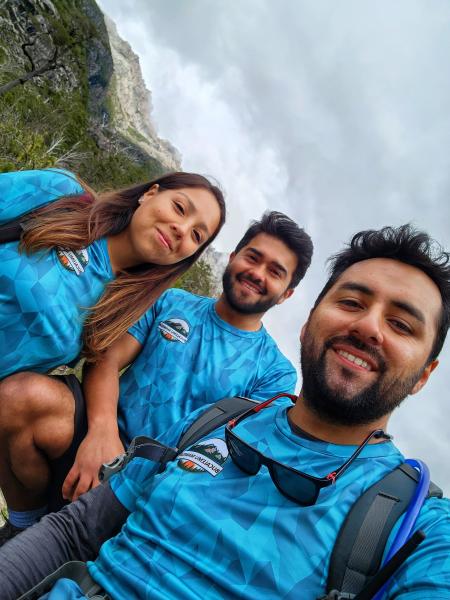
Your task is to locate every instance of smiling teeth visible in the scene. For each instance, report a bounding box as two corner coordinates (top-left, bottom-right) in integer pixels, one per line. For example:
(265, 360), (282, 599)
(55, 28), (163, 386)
(242, 281), (261, 293)
(337, 350), (371, 370)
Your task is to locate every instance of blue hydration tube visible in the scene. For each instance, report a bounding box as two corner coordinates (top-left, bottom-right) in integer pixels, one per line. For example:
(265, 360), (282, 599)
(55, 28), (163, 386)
(373, 458), (430, 600)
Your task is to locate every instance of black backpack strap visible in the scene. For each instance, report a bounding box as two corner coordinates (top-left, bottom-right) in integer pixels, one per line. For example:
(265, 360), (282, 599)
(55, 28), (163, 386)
(0, 219), (24, 243)
(100, 396), (259, 481)
(326, 463), (442, 597)
(428, 479), (443, 499)
(176, 396), (259, 454)
(99, 435), (179, 482)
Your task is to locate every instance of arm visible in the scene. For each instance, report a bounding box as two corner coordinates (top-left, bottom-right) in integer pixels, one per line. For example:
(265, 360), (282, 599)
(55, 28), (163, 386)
(248, 336), (298, 401)
(62, 333), (142, 501)
(0, 483), (129, 600)
(251, 362), (297, 400)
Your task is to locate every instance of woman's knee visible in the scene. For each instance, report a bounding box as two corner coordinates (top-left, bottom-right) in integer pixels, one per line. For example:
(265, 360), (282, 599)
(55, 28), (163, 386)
(0, 373), (69, 429)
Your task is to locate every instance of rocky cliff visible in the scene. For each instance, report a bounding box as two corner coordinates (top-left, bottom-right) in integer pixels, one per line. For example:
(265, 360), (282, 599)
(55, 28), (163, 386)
(0, 0), (179, 187)
(202, 246), (229, 296)
(105, 16), (180, 171)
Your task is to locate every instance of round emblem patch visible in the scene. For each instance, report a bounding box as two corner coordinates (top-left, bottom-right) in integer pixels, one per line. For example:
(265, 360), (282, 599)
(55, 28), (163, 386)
(158, 318), (190, 343)
(178, 438), (229, 476)
(56, 248), (89, 275)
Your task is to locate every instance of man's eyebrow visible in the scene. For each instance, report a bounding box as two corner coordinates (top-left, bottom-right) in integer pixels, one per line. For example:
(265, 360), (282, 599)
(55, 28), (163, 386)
(392, 300), (425, 324)
(246, 247), (288, 276)
(337, 282), (374, 296)
(178, 192), (210, 234)
(337, 282), (425, 323)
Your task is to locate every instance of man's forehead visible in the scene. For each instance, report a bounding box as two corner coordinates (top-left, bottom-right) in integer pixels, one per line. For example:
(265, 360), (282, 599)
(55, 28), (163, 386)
(332, 258), (430, 287)
(325, 258), (442, 321)
(240, 232), (283, 252)
(239, 233), (297, 270)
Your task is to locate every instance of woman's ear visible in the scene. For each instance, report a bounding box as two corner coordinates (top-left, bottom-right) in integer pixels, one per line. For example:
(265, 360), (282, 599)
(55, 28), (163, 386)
(141, 184), (160, 202)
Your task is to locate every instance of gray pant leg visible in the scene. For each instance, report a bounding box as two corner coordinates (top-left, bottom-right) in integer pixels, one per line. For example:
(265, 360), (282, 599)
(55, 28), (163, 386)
(0, 484), (128, 600)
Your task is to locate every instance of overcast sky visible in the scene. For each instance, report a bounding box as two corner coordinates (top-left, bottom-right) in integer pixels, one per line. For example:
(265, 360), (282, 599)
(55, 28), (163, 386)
(98, 0), (450, 493)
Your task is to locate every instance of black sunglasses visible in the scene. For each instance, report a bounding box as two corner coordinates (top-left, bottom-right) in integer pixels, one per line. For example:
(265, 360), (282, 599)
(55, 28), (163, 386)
(225, 393), (392, 506)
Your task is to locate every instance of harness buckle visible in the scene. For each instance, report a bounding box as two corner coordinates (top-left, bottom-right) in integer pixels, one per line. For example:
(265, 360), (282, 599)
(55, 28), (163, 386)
(99, 453), (128, 483)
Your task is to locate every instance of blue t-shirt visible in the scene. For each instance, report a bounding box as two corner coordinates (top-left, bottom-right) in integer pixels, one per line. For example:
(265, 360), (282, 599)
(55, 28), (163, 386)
(0, 169), (114, 377)
(118, 288), (297, 445)
(88, 398), (450, 600)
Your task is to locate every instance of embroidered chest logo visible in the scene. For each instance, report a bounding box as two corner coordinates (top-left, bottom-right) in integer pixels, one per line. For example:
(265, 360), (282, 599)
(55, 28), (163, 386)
(56, 248), (89, 275)
(158, 318), (190, 343)
(178, 438), (228, 476)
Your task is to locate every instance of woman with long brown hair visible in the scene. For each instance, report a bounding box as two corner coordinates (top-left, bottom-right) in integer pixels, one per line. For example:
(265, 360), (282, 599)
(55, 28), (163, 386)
(0, 168), (226, 378)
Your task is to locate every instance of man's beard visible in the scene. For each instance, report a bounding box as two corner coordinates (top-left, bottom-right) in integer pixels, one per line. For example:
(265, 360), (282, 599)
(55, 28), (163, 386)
(222, 266), (282, 315)
(300, 330), (425, 426)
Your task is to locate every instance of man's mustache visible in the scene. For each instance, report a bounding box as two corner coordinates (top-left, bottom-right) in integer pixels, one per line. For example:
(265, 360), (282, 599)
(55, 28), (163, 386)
(324, 335), (387, 373)
(236, 273), (267, 295)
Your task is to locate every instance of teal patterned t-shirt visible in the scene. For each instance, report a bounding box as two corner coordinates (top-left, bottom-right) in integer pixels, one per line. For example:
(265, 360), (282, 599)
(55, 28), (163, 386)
(0, 168), (114, 377)
(90, 398), (450, 599)
(118, 288), (297, 445)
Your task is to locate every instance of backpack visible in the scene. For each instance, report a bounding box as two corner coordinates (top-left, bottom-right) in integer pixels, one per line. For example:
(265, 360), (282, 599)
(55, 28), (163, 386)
(100, 395), (443, 600)
(0, 218), (24, 243)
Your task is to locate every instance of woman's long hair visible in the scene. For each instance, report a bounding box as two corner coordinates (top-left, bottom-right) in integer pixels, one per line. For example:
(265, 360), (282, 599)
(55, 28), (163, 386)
(20, 171), (226, 361)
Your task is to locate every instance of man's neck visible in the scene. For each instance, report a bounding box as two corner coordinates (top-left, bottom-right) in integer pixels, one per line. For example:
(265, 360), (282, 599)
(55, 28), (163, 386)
(289, 394), (390, 445)
(214, 295), (264, 332)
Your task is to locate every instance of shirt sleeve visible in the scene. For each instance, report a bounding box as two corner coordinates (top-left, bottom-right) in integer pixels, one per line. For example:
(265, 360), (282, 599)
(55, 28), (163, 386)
(110, 402), (218, 511)
(251, 357), (297, 400)
(0, 168), (84, 224)
(127, 290), (170, 344)
(384, 497), (450, 599)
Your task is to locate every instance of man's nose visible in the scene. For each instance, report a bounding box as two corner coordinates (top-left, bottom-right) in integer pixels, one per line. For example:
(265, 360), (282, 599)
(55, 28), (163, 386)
(349, 309), (384, 345)
(247, 263), (265, 282)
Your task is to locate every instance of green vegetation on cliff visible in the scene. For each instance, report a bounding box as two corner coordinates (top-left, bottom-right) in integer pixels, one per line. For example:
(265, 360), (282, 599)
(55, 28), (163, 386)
(0, 0), (166, 189)
(175, 259), (216, 297)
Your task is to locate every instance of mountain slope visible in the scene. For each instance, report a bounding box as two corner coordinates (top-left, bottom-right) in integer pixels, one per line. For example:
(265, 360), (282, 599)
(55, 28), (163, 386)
(0, 0), (179, 189)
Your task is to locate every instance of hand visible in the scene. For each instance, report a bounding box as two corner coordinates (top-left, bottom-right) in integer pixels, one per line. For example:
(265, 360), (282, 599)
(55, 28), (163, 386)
(62, 429), (125, 501)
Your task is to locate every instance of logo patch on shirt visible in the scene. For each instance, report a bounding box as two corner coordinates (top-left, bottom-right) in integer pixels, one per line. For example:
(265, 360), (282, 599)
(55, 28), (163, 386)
(158, 318), (190, 343)
(178, 438), (228, 476)
(56, 248), (88, 275)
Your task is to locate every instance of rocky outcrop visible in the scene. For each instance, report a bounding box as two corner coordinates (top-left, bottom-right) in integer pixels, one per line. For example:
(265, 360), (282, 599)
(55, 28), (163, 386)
(202, 246), (229, 297)
(104, 16), (181, 171)
(0, 0), (180, 178)
(0, 0), (80, 93)
(81, 0), (114, 124)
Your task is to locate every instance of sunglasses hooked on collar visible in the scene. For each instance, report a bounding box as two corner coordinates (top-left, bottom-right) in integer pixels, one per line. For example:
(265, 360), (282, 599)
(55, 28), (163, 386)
(225, 393), (392, 507)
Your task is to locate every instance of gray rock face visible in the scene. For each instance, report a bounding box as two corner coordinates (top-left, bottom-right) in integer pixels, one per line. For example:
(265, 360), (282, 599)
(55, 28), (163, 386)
(202, 246), (229, 297)
(82, 0), (114, 123)
(104, 16), (181, 171)
(0, 0), (79, 93)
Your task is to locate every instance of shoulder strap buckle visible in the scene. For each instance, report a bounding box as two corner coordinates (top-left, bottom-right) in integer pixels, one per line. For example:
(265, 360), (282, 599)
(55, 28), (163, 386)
(99, 453), (128, 482)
